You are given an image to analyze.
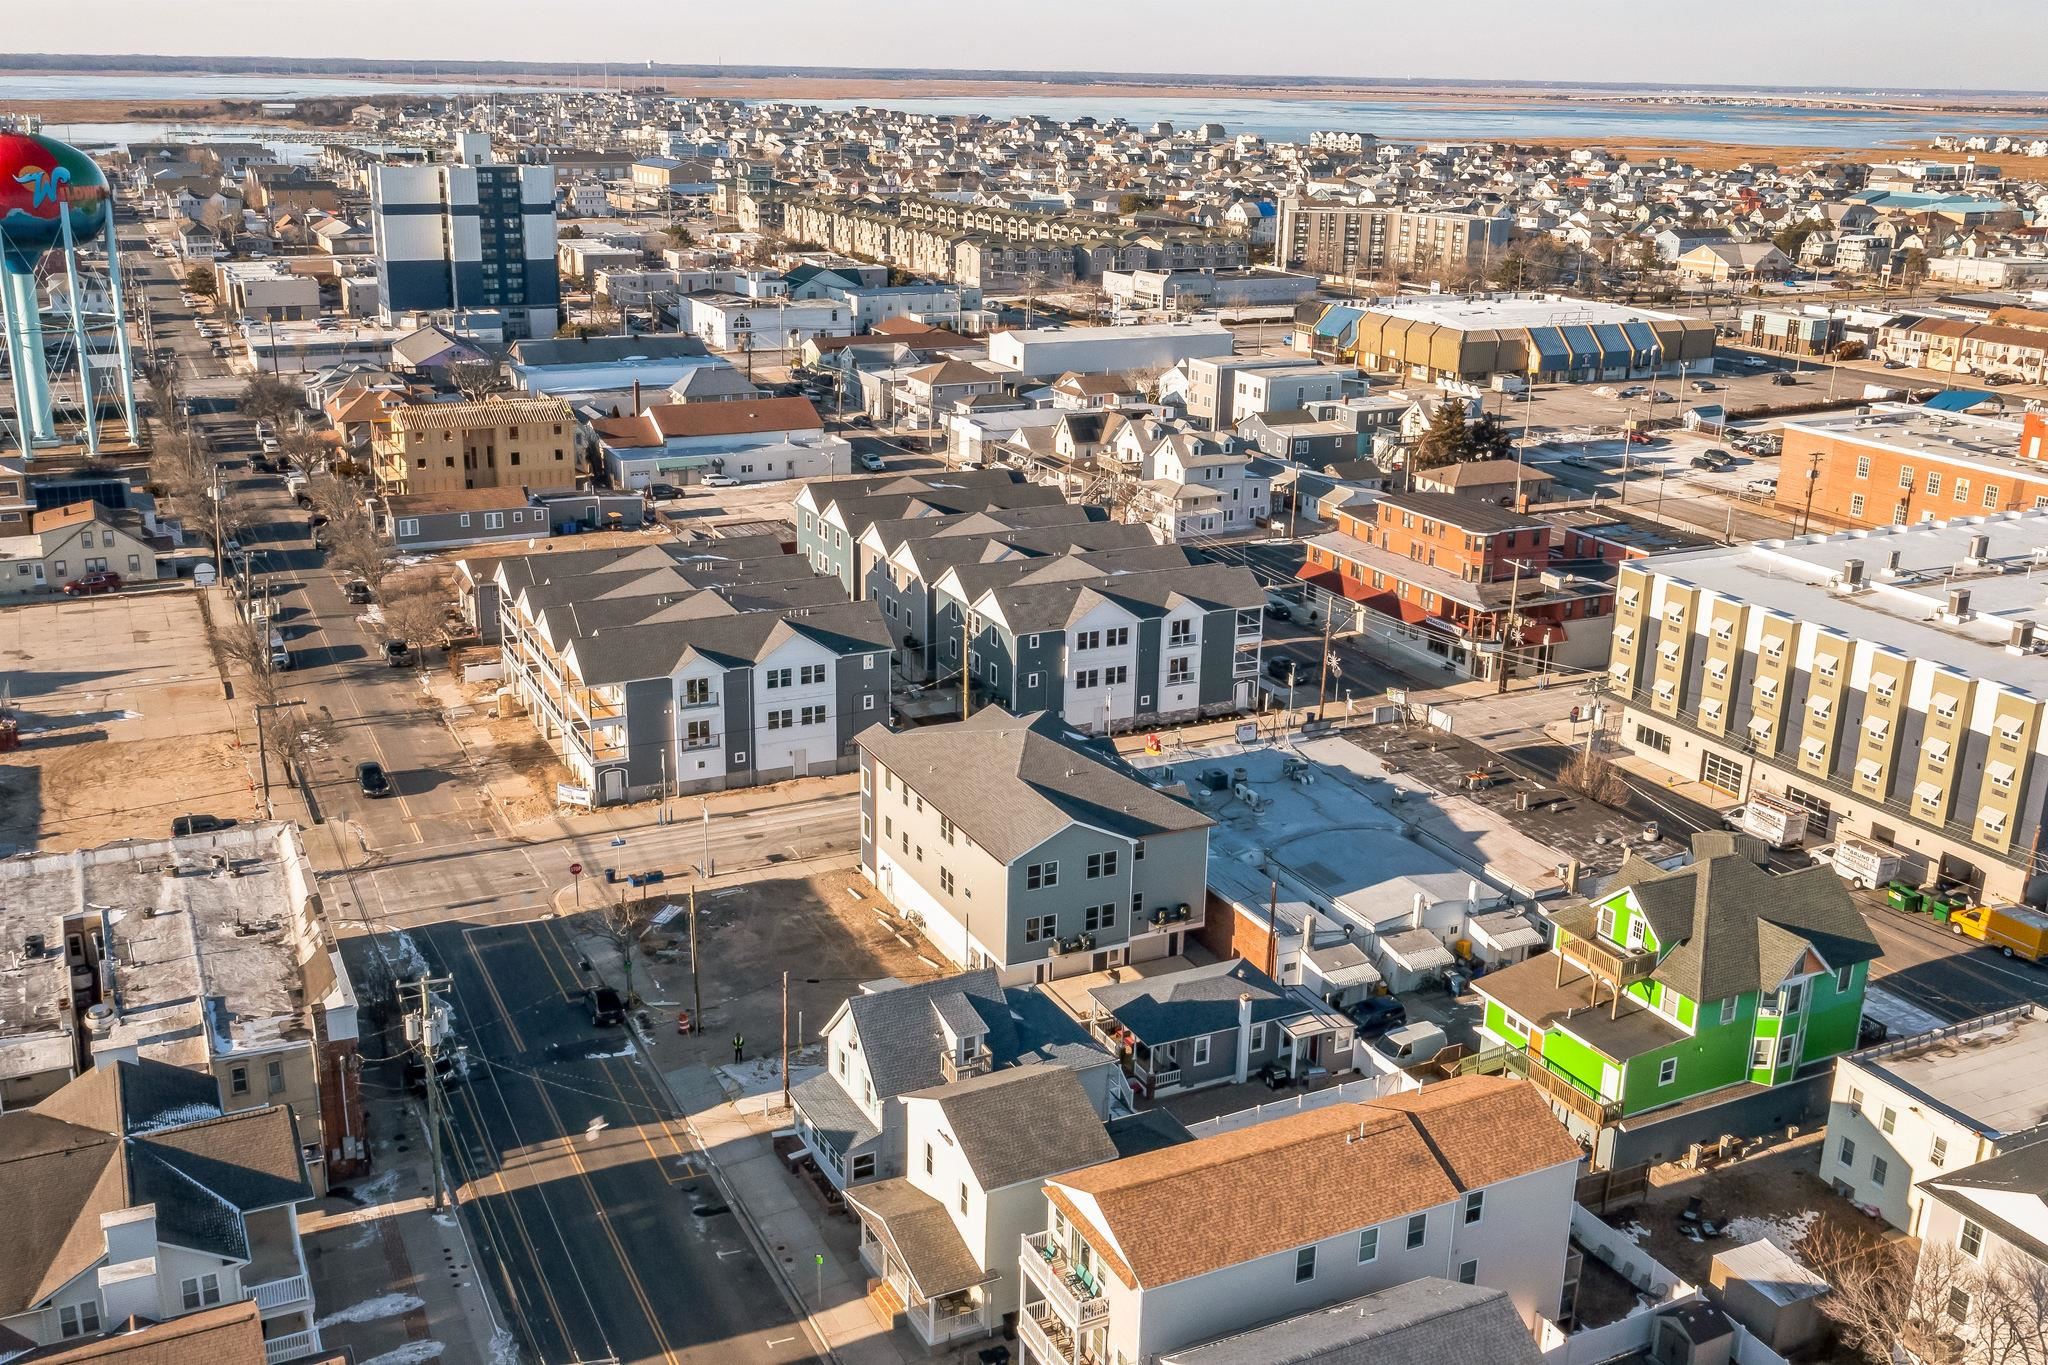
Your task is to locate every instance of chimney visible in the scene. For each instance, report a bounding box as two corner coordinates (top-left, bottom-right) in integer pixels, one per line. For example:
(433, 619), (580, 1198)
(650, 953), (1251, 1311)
(98, 1256), (159, 1330)
(1412, 891), (1427, 930)
(1949, 587), (1973, 620)
(1234, 992), (1254, 1084)
(632, 378), (643, 415)
(100, 1205), (158, 1269)
(1300, 907), (1318, 950)
(1966, 533), (1991, 566)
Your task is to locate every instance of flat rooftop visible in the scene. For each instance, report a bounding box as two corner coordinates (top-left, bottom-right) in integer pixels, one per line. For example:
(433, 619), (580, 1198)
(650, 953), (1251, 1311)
(1361, 294), (1685, 332)
(1848, 1004), (2048, 1139)
(1004, 321), (1230, 343)
(1783, 405), (2027, 475)
(1642, 511), (2048, 698)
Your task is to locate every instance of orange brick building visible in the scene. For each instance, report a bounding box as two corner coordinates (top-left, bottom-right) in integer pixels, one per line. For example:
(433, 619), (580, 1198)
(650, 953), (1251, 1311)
(1775, 406), (2045, 530)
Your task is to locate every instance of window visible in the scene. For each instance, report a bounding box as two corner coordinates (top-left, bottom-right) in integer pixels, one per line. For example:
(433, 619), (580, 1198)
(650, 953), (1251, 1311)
(1024, 914), (1057, 943)
(924, 1142), (935, 1176)
(1835, 965), (1853, 992)
(1751, 1039), (1775, 1070)
(1880, 1106), (1897, 1135)
(801, 704), (826, 726)
(1926, 470), (1941, 495)
(1954, 478), (1970, 503)
(1086, 851), (1118, 879)
(1985, 484), (2001, 509)
(765, 667), (793, 689)
(1849, 494), (1865, 518)
(1406, 1213), (1427, 1249)
(800, 663), (827, 685)
(1084, 903), (1117, 932)
(1658, 1057), (1678, 1087)
(1634, 724), (1672, 754)
(1457, 1259), (1478, 1286)
(1105, 626), (1130, 648)
(1358, 1228), (1378, 1263)
(862, 694), (876, 711)
(940, 868), (955, 895)
(484, 512), (504, 530)
(1961, 1220), (1985, 1259)
(59, 1303), (100, 1337)
(1839, 1136), (1856, 1167)
(1871, 1155), (1888, 1187)
(1250, 1022), (1266, 1050)
(1192, 1036), (1211, 1067)
(1026, 861), (1058, 890)
(267, 1058), (285, 1094)
(1855, 455), (1871, 479)
(1721, 997), (1739, 1025)
(959, 1183), (970, 1215)
(1076, 629), (1101, 650)
(1899, 465), (1915, 489)
(1464, 1190), (1485, 1225)
(1294, 1246), (1317, 1282)
(1947, 1287), (1972, 1324)
(181, 1274), (221, 1310)
(230, 1066), (249, 1095)
(766, 708), (794, 730)
(1074, 668), (1099, 690)
(1930, 1136), (1949, 1169)
(852, 1153), (875, 1180)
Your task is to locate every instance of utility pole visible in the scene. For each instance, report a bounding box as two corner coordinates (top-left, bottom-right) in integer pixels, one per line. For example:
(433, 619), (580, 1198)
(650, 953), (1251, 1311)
(781, 969), (791, 1113)
(1315, 610), (1334, 718)
(403, 976), (454, 1212)
(960, 609), (973, 722)
(689, 886), (702, 1036)
(1497, 560), (1526, 695)
(251, 699), (305, 817)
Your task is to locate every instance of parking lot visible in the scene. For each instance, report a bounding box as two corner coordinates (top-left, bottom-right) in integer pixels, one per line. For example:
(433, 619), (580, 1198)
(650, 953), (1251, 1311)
(0, 591), (249, 852)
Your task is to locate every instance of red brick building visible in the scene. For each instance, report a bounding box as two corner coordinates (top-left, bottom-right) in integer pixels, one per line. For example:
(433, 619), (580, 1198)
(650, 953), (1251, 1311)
(1775, 406), (2043, 530)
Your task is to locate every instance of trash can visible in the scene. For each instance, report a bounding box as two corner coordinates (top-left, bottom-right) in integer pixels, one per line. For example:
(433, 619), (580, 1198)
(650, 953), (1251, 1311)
(1885, 881), (1923, 914)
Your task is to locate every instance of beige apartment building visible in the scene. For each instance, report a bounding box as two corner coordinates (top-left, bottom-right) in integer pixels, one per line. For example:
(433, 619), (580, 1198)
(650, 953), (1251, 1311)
(372, 397), (578, 495)
(1276, 197), (1511, 280)
(1608, 514), (2048, 903)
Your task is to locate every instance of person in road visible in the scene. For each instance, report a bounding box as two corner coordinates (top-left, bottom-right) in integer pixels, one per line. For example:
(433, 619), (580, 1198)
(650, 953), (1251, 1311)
(732, 1034), (744, 1063)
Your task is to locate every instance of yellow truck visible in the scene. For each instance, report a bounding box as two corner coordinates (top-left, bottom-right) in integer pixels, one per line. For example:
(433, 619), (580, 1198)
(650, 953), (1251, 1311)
(1949, 904), (2048, 962)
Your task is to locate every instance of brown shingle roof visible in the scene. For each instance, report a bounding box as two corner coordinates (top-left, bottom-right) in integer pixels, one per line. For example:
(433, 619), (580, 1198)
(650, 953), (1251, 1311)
(645, 397), (822, 438)
(13, 1300), (266, 1365)
(1047, 1076), (1578, 1289)
(31, 502), (103, 534)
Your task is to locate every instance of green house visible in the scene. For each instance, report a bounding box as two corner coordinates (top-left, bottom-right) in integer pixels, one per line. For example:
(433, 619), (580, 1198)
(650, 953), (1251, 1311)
(1474, 833), (1881, 1137)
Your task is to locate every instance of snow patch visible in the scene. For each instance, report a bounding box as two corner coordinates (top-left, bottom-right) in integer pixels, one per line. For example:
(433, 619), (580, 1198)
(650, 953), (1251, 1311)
(131, 1101), (222, 1133)
(347, 1169), (403, 1207)
(357, 1342), (444, 1365)
(585, 1045), (635, 1060)
(388, 932), (430, 981)
(356, 605), (387, 625)
(1615, 1218), (1650, 1244)
(316, 1293), (425, 1328)
(1724, 1210), (1818, 1254)
(488, 1328), (520, 1365)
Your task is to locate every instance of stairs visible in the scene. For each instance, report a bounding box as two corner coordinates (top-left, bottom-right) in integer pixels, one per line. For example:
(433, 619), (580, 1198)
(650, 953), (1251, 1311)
(867, 1277), (906, 1327)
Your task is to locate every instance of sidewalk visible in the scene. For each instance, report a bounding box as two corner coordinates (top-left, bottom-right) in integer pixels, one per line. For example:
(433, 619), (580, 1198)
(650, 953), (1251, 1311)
(299, 1084), (509, 1365)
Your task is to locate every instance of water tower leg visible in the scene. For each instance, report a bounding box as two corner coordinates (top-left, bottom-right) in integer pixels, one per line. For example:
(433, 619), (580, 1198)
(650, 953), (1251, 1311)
(102, 190), (141, 443)
(0, 269), (39, 461)
(5, 271), (57, 444)
(59, 210), (100, 458)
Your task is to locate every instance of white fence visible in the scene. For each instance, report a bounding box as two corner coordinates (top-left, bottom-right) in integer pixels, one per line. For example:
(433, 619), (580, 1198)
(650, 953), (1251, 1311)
(1571, 1204), (1687, 1297)
(1185, 1070), (1420, 1137)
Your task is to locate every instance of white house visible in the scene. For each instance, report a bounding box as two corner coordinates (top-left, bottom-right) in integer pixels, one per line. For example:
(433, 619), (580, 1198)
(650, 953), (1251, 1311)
(673, 293), (856, 351)
(591, 396), (852, 488)
(1914, 1141), (2048, 1363)
(1017, 1076), (1579, 1365)
(1136, 433), (1272, 541)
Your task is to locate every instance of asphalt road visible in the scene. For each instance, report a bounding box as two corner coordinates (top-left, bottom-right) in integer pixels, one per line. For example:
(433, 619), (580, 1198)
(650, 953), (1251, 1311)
(399, 916), (817, 1365)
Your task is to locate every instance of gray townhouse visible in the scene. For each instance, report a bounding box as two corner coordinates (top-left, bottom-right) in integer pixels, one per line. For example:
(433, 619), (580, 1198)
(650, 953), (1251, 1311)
(791, 969), (1123, 1191)
(1084, 957), (1355, 1099)
(943, 561), (1267, 732)
(456, 533), (802, 644)
(1234, 409), (1370, 471)
(794, 469), (1067, 595)
(857, 708), (1213, 983)
(861, 511), (1164, 680)
(478, 539), (890, 803)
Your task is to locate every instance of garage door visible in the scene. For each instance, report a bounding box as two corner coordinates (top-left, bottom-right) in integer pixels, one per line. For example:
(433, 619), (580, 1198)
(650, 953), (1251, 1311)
(1700, 751), (1745, 798)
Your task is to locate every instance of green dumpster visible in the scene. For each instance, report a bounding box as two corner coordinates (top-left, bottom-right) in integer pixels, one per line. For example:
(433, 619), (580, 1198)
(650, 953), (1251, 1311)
(1926, 893), (1966, 923)
(1885, 881), (1925, 915)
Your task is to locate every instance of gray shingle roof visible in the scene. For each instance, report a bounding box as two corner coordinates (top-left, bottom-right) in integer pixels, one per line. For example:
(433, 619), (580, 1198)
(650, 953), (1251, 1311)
(857, 709), (1212, 865)
(1092, 958), (1302, 1044)
(842, 1178), (995, 1301)
(563, 599), (891, 685)
(911, 1063), (1118, 1190)
(1158, 1279), (1541, 1365)
(791, 1072), (882, 1154)
(981, 561), (1264, 634)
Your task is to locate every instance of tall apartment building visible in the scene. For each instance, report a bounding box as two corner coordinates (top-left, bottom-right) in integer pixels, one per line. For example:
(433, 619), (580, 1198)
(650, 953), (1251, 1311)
(371, 133), (560, 339)
(1774, 405), (2043, 531)
(1607, 514), (2048, 903)
(1276, 197), (1511, 280)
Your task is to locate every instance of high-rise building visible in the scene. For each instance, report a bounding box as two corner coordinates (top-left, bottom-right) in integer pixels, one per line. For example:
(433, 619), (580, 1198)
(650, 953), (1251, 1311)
(370, 133), (559, 339)
(1276, 196), (1510, 280)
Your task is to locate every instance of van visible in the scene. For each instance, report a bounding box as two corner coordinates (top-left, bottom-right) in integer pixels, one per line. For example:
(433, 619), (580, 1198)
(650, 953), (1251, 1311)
(268, 630), (291, 671)
(1365, 1022), (1447, 1075)
(1949, 905), (2048, 961)
(1736, 793), (1809, 849)
(1832, 834), (1905, 890)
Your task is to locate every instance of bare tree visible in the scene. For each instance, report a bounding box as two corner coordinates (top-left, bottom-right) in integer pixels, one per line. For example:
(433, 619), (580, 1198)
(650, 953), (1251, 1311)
(379, 569), (452, 659)
(311, 480), (388, 590)
(446, 359), (507, 402)
(240, 374), (301, 429)
(1559, 747), (1630, 806)
(1803, 1219), (2048, 1365)
(589, 891), (654, 1004)
(275, 428), (325, 475)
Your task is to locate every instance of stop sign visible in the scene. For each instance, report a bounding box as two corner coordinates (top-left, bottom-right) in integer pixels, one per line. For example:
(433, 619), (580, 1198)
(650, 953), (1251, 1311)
(569, 862), (583, 876)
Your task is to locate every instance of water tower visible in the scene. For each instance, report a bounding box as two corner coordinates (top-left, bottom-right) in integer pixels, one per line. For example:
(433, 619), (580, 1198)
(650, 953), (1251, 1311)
(0, 131), (140, 460)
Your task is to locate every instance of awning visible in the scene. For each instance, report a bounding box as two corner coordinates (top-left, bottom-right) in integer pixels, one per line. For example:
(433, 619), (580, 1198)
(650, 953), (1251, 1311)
(1658, 640), (1681, 659)
(1749, 716), (1773, 737)
(1984, 808), (2009, 833)
(1917, 781), (1943, 806)
(1610, 662), (1631, 679)
(1701, 699), (1724, 720)
(1519, 622), (1565, 646)
(1856, 759), (1883, 783)
(1707, 659), (1729, 679)
(1987, 761), (2016, 787)
(1654, 679), (1676, 699)
(1810, 697), (1832, 717)
(1757, 678), (1779, 699)
(1866, 718), (1889, 739)
(1421, 615), (1466, 638)
(1926, 738), (1952, 762)
(1802, 736), (1827, 758)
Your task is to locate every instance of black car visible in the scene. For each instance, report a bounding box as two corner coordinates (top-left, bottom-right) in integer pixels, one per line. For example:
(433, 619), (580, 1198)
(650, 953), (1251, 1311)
(1689, 454), (1718, 470)
(383, 640), (412, 668)
(171, 813), (231, 837)
(647, 482), (681, 500)
(587, 986), (627, 1027)
(344, 580), (373, 604)
(356, 761), (393, 798)
(1266, 655), (1306, 687)
(1770, 372), (1799, 386)
(1345, 994), (1408, 1038)
(403, 1053), (463, 1092)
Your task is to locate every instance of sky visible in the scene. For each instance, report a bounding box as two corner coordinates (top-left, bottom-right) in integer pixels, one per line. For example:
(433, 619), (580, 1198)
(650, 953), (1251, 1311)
(9, 0), (2048, 92)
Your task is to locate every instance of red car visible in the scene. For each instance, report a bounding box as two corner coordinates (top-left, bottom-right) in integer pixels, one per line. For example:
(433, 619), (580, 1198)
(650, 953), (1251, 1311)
(61, 571), (123, 596)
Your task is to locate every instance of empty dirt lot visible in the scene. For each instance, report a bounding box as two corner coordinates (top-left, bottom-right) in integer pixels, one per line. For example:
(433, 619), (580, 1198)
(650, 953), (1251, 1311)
(0, 591), (251, 852)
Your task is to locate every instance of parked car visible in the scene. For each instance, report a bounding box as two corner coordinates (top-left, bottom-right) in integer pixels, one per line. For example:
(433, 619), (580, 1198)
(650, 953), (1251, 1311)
(1700, 449), (1734, 468)
(1617, 385), (1646, 399)
(1690, 380), (1720, 392)
(308, 512), (329, 529)
(1770, 372), (1799, 386)
(355, 761), (392, 798)
(857, 452), (887, 472)
(383, 640), (413, 668)
(344, 579), (373, 604)
(1745, 477), (1779, 497)
(171, 813), (231, 837)
(1265, 655), (1307, 687)
(61, 571), (122, 596)
(647, 482), (681, 500)
(586, 986), (627, 1027)
(701, 473), (739, 488)
(1344, 994), (1408, 1039)
(1689, 454), (1719, 471)
(1364, 1022), (1449, 1076)
(403, 1053), (463, 1092)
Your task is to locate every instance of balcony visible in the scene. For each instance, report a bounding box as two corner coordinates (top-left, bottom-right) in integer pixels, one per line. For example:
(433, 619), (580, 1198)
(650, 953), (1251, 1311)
(1021, 1232), (1110, 1328)
(940, 1047), (991, 1083)
(1507, 1047), (1622, 1128)
(262, 1329), (318, 1365)
(1557, 932), (1657, 990)
(680, 689), (721, 710)
(248, 1273), (311, 1314)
